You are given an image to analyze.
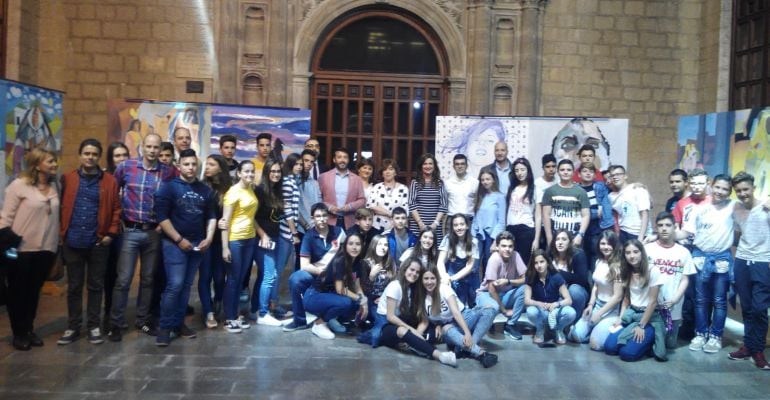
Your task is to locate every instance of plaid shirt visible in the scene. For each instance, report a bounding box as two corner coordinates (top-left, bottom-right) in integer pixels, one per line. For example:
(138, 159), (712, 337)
(114, 158), (177, 223)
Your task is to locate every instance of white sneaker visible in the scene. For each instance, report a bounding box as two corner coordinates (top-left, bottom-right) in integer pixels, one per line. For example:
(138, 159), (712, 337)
(311, 323), (335, 340)
(438, 351), (457, 367)
(689, 335), (707, 351)
(703, 337), (722, 353)
(225, 320), (242, 333)
(236, 316), (250, 330)
(548, 307), (559, 330)
(257, 314), (283, 327)
(205, 312), (218, 329)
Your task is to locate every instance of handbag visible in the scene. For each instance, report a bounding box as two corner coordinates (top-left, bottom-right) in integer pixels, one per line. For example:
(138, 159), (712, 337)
(46, 244), (65, 281)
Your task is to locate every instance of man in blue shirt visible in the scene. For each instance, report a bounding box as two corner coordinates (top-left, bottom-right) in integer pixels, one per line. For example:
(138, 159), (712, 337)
(283, 203), (345, 333)
(153, 149), (217, 346)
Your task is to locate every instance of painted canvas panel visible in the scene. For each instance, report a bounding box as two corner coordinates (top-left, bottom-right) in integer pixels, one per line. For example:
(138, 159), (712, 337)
(677, 107), (770, 198)
(435, 116), (628, 181)
(527, 117), (628, 178)
(0, 79), (64, 202)
(209, 105), (311, 163)
(435, 116), (528, 179)
(107, 100), (207, 159)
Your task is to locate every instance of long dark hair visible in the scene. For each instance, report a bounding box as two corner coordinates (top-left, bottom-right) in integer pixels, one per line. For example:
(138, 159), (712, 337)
(620, 240), (650, 290)
(508, 157), (535, 207)
(361, 234), (397, 295)
(327, 233), (364, 290)
(282, 153), (301, 176)
(446, 214), (473, 262)
(597, 230), (623, 283)
(397, 257), (424, 319)
(525, 249), (557, 285)
(547, 229), (575, 272)
(258, 159), (284, 211)
(412, 228), (438, 268)
(106, 141), (129, 174)
(205, 155), (232, 205)
(474, 168), (500, 214)
(415, 153), (442, 189)
(415, 265), (442, 318)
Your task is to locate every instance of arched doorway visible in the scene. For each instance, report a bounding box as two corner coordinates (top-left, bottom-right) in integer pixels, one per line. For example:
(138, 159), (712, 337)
(310, 8), (449, 182)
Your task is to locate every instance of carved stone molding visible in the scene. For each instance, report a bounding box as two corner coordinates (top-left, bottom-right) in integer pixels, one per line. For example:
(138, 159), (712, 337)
(434, 0), (463, 27)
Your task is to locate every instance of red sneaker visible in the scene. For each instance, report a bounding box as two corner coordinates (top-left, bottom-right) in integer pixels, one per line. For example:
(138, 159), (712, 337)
(728, 346), (752, 360)
(752, 353), (770, 370)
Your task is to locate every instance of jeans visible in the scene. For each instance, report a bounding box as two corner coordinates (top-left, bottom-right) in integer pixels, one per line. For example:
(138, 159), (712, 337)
(507, 224), (535, 265)
(198, 240), (225, 316)
(289, 270), (313, 325)
(252, 236), (293, 316)
(159, 239), (204, 330)
(568, 299), (619, 345)
(618, 229), (635, 245)
(584, 231), (602, 274)
(443, 306), (497, 356)
(110, 229), (160, 327)
(476, 233), (494, 277)
(446, 256), (479, 307)
(224, 238), (255, 321)
(358, 310), (389, 347)
(605, 325), (656, 362)
(733, 258), (770, 353)
(103, 235), (122, 321)
(475, 286), (525, 325)
(526, 305), (577, 337)
(5, 251), (56, 336)
(568, 284), (589, 316)
(63, 244), (110, 331)
(695, 268), (729, 338)
(666, 319), (683, 349)
(302, 287), (358, 323)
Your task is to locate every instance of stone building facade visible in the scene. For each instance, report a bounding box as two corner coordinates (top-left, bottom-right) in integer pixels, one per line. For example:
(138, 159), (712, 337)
(4, 0), (731, 204)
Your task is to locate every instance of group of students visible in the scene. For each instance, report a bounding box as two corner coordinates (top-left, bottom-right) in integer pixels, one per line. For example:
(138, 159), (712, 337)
(0, 132), (768, 371)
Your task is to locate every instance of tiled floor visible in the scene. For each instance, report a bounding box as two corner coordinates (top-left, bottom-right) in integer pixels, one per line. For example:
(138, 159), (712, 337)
(0, 285), (768, 399)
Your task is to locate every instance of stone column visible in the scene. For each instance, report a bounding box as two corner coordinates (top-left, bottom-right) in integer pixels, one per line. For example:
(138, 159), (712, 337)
(516, 0), (545, 115)
(466, 0), (493, 114)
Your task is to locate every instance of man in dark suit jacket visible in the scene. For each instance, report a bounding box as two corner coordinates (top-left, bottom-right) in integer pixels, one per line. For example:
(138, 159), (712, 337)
(305, 138), (328, 180)
(485, 141), (513, 195)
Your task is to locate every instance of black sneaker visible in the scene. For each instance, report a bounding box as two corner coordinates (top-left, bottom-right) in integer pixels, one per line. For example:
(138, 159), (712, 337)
(282, 320), (310, 332)
(135, 322), (158, 337)
(107, 327), (122, 342)
(504, 325), (523, 340)
(57, 329), (80, 345)
(478, 352), (498, 368)
(156, 328), (171, 347)
(177, 324), (197, 339)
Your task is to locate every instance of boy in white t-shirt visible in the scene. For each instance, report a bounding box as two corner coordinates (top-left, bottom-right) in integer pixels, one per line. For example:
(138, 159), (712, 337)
(645, 212), (695, 349)
(678, 174), (735, 354)
(608, 164), (651, 243)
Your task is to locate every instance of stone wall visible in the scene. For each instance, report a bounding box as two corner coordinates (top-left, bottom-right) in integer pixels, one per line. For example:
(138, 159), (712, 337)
(28, 0), (216, 169)
(540, 0), (718, 207)
(7, 0), (728, 185)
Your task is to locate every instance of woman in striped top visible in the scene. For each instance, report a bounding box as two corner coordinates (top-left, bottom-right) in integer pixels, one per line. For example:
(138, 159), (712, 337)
(408, 154), (448, 245)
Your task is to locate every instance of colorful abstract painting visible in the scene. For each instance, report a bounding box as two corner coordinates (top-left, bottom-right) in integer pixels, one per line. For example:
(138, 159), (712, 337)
(107, 100), (311, 164)
(0, 79), (64, 202)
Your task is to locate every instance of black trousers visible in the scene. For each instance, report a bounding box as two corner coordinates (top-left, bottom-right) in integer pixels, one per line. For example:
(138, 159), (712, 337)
(5, 251), (56, 336)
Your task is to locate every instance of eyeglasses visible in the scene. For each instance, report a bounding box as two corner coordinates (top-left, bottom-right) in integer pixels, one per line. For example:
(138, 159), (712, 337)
(313, 214), (329, 219)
